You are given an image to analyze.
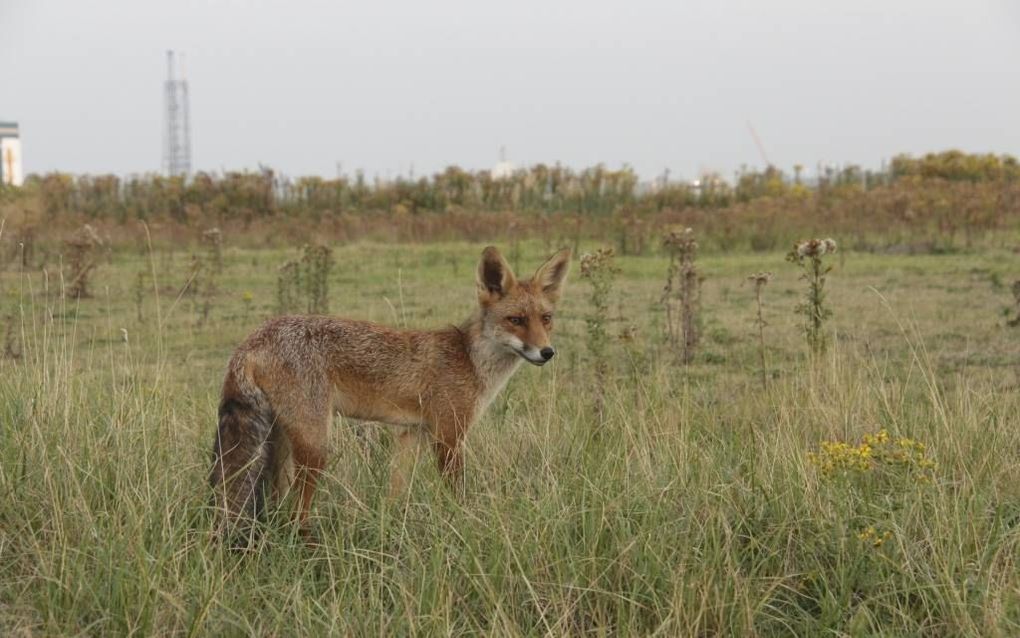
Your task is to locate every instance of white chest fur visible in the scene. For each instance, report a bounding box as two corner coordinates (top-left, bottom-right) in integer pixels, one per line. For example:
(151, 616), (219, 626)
(470, 339), (523, 417)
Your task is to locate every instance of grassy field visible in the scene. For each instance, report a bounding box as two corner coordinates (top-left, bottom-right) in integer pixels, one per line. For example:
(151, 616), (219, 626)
(1, 239), (1018, 635)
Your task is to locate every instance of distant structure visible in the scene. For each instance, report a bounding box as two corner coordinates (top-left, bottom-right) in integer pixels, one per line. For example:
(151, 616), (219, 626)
(491, 145), (515, 180)
(0, 121), (23, 187)
(162, 50), (192, 177)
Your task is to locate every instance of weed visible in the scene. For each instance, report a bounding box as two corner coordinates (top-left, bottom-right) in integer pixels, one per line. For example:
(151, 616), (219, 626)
(856, 525), (894, 549)
(1007, 280), (1020, 327)
(661, 227), (701, 364)
(276, 259), (301, 315)
(747, 271), (773, 389)
(808, 428), (936, 483)
(202, 227), (224, 275)
(2, 311), (19, 360)
(133, 270), (147, 323)
(182, 254), (203, 297)
(17, 225), (35, 269)
(274, 244), (333, 315)
(580, 247), (618, 419)
(786, 238), (837, 356)
(301, 244), (334, 314)
(64, 224), (102, 298)
(181, 253), (215, 326)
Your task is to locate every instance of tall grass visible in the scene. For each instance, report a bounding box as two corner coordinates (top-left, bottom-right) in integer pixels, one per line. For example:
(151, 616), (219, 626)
(1, 242), (1018, 635)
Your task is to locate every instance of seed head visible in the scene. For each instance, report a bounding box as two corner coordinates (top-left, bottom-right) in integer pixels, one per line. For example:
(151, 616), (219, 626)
(663, 227), (697, 252)
(793, 238), (838, 258)
(580, 248), (617, 278)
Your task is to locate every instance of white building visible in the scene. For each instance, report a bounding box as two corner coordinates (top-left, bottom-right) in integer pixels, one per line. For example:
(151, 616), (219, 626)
(0, 122), (23, 187)
(490, 145), (515, 180)
(490, 160), (516, 180)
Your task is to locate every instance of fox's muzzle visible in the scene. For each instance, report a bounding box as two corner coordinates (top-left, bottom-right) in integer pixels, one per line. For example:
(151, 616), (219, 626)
(516, 344), (555, 366)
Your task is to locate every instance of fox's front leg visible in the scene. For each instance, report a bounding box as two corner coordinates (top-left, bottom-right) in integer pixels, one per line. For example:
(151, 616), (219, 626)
(429, 421), (468, 493)
(388, 427), (425, 497)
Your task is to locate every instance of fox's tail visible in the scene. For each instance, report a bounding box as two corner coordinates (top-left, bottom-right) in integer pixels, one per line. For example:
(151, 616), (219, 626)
(209, 362), (278, 544)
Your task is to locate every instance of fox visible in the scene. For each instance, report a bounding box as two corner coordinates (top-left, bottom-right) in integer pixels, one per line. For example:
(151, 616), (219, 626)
(209, 245), (571, 542)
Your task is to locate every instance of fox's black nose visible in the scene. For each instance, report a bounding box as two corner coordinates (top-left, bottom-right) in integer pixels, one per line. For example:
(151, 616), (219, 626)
(540, 347), (556, 361)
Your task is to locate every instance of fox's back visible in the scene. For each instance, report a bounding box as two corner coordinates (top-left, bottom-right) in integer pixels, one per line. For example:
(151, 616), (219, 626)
(231, 315), (476, 413)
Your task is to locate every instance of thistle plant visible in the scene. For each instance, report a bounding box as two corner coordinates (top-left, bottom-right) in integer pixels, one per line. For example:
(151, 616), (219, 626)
(1007, 280), (1020, 327)
(747, 272), (773, 389)
(133, 270), (147, 323)
(17, 226), (35, 269)
(276, 244), (334, 315)
(2, 311), (20, 361)
(580, 247), (619, 419)
(65, 224), (102, 299)
(276, 259), (301, 315)
(300, 244), (334, 314)
(661, 227), (700, 364)
(617, 322), (648, 413)
(786, 238), (837, 356)
(183, 254), (204, 297)
(202, 227), (224, 274)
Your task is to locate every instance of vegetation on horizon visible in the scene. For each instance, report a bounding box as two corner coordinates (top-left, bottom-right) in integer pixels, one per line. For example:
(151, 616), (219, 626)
(1, 150), (1018, 255)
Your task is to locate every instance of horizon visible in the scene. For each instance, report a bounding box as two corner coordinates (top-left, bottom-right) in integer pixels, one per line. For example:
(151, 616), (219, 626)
(2, 151), (993, 187)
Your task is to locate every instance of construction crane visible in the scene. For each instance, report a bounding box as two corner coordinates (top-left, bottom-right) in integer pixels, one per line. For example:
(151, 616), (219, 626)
(745, 121), (772, 168)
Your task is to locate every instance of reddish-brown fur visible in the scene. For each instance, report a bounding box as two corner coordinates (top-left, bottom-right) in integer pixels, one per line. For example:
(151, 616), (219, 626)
(209, 246), (570, 542)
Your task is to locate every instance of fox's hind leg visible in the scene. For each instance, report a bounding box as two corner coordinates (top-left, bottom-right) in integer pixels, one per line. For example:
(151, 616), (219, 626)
(270, 430), (295, 503)
(293, 455), (325, 543)
(269, 395), (331, 544)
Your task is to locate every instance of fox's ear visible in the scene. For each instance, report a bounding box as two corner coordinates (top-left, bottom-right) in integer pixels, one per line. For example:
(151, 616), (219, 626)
(477, 246), (517, 304)
(532, 247), (571, 303)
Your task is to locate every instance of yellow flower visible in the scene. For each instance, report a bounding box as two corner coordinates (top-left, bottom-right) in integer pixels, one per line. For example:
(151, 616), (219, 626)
(809, 428), (935, 481)
(856, 526), (893, 548)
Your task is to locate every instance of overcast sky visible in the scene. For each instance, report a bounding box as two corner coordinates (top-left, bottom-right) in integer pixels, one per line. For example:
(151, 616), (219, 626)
(2, 0), (1018, 180)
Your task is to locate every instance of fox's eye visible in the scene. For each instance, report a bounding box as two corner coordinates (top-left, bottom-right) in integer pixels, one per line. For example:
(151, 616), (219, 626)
(541, 314), (553, 324)
(507, 316), (526, 326)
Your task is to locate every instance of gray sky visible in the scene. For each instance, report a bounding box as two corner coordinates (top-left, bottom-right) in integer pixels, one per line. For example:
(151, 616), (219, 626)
(2, 0), (1019, 180)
